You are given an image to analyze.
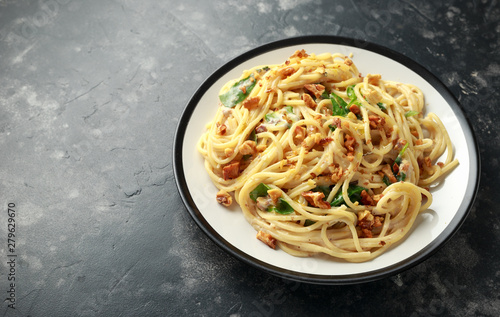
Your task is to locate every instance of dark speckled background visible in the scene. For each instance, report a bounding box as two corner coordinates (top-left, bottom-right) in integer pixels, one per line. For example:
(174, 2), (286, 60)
(0, 0), (498, 316)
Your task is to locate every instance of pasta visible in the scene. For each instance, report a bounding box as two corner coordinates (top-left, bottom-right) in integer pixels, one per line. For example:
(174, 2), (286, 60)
(197, 50), (458, 262)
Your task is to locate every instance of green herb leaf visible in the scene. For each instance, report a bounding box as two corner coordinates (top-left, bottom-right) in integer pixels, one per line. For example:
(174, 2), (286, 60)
(248, 129), (257, 142)
(330, 185), (366, 207)
(346, 85), (362, 107)
(219, 75), (257, 108)
(394, 142), (409, 166)
(257, 66), (270, 73)
(383, 175), (391, 186)
(396, 172), (406, 182)
(391, 142), (409, 182)
(377, 102), (387, 111)
(311, 185), (331, 199)
(346, 85), (357, 101)
(284, 106), (300, 125)
(264, 112), (280, 123)
(268, 198), (294, 215)
(250, 183), (294, 214)
(328, 124), (337, 132)
(405, 110), (419, 118)
(304, 219), (316, 227)
(330, 92), (349, 117)
(249, 183), (271, 201)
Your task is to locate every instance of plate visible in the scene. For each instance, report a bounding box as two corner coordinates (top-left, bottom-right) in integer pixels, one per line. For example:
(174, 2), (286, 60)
(173, 36), (480, 284)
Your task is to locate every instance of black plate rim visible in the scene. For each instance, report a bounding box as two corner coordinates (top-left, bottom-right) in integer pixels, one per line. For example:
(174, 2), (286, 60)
(173, 35), (481, 285)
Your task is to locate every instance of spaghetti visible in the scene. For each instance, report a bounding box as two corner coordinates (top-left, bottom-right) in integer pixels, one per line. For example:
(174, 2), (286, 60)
(197, 50), (458, 262)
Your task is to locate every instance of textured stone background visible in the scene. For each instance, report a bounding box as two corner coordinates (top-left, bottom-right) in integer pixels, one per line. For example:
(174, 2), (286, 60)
(0, 0), (498, 316)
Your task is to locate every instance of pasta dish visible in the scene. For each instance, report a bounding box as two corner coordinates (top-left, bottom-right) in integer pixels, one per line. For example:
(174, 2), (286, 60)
(197, 50), (458, 262)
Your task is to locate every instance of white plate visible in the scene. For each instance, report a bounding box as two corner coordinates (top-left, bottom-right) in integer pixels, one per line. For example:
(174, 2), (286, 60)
(173, 36), (479, 284)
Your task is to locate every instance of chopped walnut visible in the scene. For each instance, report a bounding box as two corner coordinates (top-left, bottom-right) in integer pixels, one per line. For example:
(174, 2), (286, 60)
(366, 74), (381, 85)
(222, 161), (240, 180)
(239, 140), (257, 155)
(366, 89), (382, 104)
(256, 230), (277, 249)
(302, 133), (322, 150)
(349, 104), (360, 115)
(319, 137), (333, 147)
(277, 66), (296, 78)
(301, 191), (331, 209)
(255, 125), (267, 133)
(331, 117), (342, 129)
(290, 49), (309, 59)
(242, 96), (260, 110)
(368, 115), (385, 129)
(267, 188), (282, 205)
(224, 148), (234, 157)
(381, 164), (397, 183)
(344, 134), (357, 158)
(399, 160), (410, 175)
(357, 210), (384, 238)
(394, 138), (407, 151)
(293, 125), (306, 143)
(424, 156), (432, 167)
(360, 190), (375, 206)
(216, 123), (227, 135)
(304, 84), (326, 99)
(330, 165), (343, 183)
(302, 93), (317, 109)
(216, 190), (232, 207)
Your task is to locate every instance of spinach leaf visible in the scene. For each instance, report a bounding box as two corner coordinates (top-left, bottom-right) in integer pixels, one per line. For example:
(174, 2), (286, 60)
(248, 129), (257, 142)
(396, 172), (406, 182)
(383, 175), (391, 186)
(346, 85), (357, 101)
(330, 92), (349, 117)
(330, 185), (366, 207)
(405, 110), (419, 118)
(268, 198), (294, 215)
(387, 142), (409, 184)
(250, 183), (294, 214)
(304, 219), (316, 227)
(321, 91), (330, 100)
(249, 183), (271, 201)
(346, 85), (362, 108)
(264, 112), (280, 123)
(394, 142), (409, 166)
(219, 75), (257, 108)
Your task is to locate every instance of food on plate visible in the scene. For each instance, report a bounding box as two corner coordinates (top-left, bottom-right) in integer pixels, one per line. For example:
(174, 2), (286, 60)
(197, 50), (458, 262)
